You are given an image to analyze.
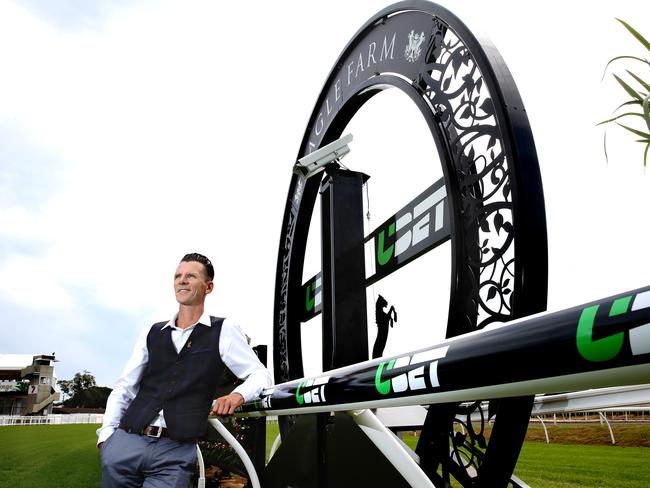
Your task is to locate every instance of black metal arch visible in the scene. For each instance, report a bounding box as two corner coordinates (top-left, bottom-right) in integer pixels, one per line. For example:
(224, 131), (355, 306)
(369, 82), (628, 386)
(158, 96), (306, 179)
(273, 1), (547, 485)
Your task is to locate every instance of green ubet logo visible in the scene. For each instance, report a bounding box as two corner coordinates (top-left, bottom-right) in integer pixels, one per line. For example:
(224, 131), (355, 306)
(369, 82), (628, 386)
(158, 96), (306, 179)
(577, 290), (650, 362)
(296, 376), (330, 405)
(305, 275), (322, 312)
(374, 185), (447, 268)
(375, 346), (449, 395)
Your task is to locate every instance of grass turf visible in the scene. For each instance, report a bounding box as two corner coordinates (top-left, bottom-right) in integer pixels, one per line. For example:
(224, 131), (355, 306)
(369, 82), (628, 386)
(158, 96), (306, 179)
(0, 424), (101, 488)
(399, 425), (650, 488)
(515, 442), (650, 488)
(1, 422), (649, 487)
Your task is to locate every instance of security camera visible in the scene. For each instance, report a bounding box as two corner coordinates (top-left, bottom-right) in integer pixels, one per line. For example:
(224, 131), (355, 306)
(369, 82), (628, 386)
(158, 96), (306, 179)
(293, 134), (353, 178)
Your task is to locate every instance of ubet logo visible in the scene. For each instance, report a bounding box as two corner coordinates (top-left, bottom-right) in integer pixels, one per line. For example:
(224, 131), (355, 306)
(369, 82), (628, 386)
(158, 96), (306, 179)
(375, 186), (446, 267)
(305, 276), (322, 312)
(577, 290), (650, 362)
(296, 376), (330, 405)
(253, 389), (274, 410)
(375, 346), (449, 395)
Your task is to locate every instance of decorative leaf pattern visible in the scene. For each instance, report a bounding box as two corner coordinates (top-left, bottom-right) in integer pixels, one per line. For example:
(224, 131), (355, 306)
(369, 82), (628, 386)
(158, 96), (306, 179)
(419, 25), (515, 329)
(449, 402), (488, 474)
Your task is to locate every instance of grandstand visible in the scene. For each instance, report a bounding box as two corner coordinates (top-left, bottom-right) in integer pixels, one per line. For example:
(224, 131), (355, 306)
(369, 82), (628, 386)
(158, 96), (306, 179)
(0, 354), (59, 416)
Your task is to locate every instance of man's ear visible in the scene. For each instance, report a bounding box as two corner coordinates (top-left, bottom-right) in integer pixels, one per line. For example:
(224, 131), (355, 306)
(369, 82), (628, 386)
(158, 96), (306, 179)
(206, 281), (214, 295)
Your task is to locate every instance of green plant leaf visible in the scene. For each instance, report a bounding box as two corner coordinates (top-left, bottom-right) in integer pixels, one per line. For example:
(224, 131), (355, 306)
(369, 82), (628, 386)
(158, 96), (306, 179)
(602, 55), (650, 80)
(616, 18), (650, 52)
(613, 100), (643, 114)
(598, 19), (650, 168)
(614, 74), (643, 101)
(596, 112), (644, 126)
(616, 122), (650, 139)
(626, 70), (650, 94)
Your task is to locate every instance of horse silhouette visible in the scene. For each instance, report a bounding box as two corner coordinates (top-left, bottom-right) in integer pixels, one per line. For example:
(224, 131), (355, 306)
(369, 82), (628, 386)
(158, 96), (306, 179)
(372, 294), (397, 359)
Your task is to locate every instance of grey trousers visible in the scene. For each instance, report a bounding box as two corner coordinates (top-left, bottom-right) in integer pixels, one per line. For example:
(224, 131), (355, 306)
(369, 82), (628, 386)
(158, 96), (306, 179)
(100, 428), (197, 488)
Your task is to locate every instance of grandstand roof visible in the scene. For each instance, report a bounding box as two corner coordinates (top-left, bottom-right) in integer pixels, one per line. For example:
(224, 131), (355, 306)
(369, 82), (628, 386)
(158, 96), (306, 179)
(0, 354), (37, 371)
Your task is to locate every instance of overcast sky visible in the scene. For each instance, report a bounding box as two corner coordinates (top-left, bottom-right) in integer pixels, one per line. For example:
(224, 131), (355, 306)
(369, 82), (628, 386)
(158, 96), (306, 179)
(1, 0), (649, 387)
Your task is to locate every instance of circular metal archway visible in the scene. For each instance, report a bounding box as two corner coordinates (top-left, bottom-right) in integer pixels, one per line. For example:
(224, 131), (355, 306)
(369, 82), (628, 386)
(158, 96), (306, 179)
(273, 2), (547, 485)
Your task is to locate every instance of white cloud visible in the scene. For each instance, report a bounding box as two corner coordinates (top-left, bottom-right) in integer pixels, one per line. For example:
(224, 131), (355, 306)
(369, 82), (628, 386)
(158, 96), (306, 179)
(0, 253), (74, 310)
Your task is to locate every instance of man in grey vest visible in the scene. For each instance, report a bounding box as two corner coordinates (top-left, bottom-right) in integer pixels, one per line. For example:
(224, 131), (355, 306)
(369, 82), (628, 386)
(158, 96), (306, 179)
(97, 252), (272, 487)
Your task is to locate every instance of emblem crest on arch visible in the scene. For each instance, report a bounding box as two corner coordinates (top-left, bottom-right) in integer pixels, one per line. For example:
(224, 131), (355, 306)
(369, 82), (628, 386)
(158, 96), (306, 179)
(404, 29), (426, 62)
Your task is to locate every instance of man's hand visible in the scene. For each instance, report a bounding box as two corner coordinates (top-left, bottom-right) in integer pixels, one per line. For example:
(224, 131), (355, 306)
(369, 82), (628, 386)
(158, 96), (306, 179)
(210, 392), (244, 416)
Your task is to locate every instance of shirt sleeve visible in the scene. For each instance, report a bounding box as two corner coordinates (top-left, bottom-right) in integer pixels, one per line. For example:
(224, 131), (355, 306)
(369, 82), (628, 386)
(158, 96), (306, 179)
(96, 323), (151, 445)
(219, 319), (273, 403)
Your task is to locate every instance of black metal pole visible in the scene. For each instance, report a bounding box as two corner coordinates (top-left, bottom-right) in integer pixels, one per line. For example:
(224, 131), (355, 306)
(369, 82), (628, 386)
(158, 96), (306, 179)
(320, 168), (369, 371)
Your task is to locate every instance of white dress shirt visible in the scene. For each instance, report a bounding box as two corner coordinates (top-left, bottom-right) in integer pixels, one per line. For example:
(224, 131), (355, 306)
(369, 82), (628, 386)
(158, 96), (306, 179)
(97, 312), (272, 444)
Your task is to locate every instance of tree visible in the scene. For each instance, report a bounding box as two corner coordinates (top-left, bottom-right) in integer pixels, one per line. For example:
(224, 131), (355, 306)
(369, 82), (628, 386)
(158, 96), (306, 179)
(599, 19), (650, 166)
(57, 379), (73, 402)
(72, 370), (97, 392)
(64, 386), (112, 408)
(57, 370), (111, 408)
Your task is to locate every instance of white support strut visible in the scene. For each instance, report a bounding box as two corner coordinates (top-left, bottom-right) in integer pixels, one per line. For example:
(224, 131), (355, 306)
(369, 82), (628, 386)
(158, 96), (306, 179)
(348, 409), (435, 488)
(196, 445), (206, 488)
(597, 411), (616, 445)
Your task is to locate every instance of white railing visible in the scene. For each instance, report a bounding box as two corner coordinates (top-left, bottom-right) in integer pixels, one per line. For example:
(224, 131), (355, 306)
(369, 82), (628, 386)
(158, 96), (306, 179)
(0, 413), (104, 426)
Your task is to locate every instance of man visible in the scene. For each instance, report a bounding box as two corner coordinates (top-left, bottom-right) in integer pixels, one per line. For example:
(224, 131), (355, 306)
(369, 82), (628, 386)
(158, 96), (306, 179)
(97, 252), (272, 487)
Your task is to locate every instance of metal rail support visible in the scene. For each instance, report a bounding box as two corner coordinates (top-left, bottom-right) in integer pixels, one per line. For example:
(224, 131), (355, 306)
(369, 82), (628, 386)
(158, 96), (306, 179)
(598, 412), (616, 445)
(348, 409), (435, 488)
(535, 416), (550, 444)
(196, 445), (206, 488)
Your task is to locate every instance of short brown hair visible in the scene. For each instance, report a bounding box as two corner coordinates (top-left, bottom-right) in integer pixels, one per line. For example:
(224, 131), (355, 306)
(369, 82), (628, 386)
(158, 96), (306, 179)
(180, 253), (214, 280)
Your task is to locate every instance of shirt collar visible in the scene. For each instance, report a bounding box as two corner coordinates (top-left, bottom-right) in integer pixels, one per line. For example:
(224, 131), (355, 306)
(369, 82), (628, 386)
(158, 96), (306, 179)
(162, 310), (212, 330)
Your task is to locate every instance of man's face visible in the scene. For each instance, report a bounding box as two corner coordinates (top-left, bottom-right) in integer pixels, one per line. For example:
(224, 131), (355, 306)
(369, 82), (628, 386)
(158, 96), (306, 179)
(174, 260), (213, 306)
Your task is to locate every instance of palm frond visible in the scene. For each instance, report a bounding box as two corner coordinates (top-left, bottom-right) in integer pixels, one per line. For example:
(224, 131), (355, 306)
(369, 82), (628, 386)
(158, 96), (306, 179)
(626, 70), (650, 94)
(614, 74), (644, 101)
(597, 111), (645, 126)
(612, 100), (643, 114)
(616, 18), (650, 52)
(599, 19), (650, 167)
(601, 56), (650, 80)
(616, 122), (650, 139)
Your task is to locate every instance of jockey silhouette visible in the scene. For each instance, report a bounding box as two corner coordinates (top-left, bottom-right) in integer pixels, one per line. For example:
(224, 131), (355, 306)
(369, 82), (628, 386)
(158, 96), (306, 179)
(372, 294), (397, 359)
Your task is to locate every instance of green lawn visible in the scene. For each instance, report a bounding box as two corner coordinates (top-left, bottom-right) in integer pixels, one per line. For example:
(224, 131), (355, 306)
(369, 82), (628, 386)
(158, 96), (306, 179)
(1, 423), (648, 487)
(266, 421), (280, 462)
(399, 430), (650, 488)
(0, 424), (101, 488)
(515, 442), (650, 488)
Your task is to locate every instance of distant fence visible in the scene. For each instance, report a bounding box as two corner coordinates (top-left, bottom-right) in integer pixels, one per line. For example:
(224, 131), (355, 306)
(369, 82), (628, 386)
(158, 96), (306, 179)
(0, 413), (104, 426)
(1, 414), (274, 428)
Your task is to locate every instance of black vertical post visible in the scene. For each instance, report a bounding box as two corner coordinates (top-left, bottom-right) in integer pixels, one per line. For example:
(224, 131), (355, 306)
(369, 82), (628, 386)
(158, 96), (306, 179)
(320, 168), (369, 371)
(316, 412), (329, 487)
(319, 167), (369, 488)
